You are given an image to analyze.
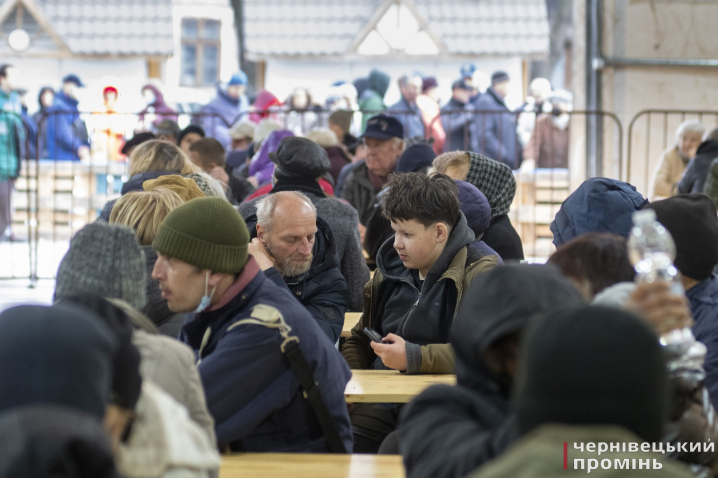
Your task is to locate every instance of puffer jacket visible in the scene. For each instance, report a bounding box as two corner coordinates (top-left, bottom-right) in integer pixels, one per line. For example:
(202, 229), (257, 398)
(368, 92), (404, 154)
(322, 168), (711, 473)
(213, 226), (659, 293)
(45, 90), (88, 161)
(400, 265), (585, 478)
(180, 257), (353, 452)
(245, 215), (348, 342)
(341, 212), (499, 374)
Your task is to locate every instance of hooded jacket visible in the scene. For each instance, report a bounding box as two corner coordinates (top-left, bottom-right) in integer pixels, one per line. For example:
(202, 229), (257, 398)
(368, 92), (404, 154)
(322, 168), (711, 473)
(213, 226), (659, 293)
(341, 212), (499, 374)
(471, 87), (521, 168)
(199, 84), (249, 149)
(245, 215), (349, 342)
(0, 406), (118, 478)
(249, 90), (282, 124)
(180, 257), (353, 452)
(139, 84), (177, 124)
(46, 90), (89, 161)
(551, 177), (648, 247)
(239, 191), (370, 313)
(359, 70), (391, 132)
(0, 89), (23, 179)
(678, 140), (718, 195)
(399, 265), (585, 478)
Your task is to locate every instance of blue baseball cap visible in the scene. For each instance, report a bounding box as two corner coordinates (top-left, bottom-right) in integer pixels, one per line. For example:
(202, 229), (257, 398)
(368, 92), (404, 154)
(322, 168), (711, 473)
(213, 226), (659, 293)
(362, 114), (404, 141)
(228, 70), (247, 86)
(62, 74), (85, 88)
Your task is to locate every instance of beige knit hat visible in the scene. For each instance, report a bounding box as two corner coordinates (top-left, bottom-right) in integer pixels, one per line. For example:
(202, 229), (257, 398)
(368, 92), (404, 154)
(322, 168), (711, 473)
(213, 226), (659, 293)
(229, 120), (256, 141)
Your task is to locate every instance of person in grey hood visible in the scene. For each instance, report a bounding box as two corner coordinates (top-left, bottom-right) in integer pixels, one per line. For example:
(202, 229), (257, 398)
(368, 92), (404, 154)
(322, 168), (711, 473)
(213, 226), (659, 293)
(399, 265), (585, 478)
(341, 173), (499, 452)
(245, 191), (348, 342)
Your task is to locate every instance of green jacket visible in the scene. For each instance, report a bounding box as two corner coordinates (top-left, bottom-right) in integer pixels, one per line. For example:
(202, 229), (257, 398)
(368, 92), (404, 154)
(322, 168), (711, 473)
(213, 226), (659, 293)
(0, 89), (23, 180)
(341, 239), (498, 374)
(470, 425), (695, 478)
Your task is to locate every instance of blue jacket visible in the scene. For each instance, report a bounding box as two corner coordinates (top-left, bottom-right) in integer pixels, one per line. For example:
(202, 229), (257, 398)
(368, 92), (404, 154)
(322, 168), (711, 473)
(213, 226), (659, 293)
(550, 177), (648, 247)
(687, 275), (718, 410)
(46, 91), (89, 161)
(199, 85), (249, 150)
(471, 87), (521, 168)
(388, 97), (425, 139)
(180, 259), (353, 452)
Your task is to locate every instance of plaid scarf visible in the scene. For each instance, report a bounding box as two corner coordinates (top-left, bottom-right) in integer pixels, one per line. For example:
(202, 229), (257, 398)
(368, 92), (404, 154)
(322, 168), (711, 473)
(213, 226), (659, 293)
(465, 152), (516, 217)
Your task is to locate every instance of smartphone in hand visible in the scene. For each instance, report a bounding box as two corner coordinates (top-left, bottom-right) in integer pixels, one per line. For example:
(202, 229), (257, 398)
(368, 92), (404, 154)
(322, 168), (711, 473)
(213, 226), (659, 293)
(363, 327), (384, 343)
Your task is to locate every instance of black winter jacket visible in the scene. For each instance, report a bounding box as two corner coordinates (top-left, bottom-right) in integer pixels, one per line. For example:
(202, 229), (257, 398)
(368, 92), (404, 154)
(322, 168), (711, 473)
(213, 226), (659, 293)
(678, 140), (718, 195)
(245, 215), (348, 342)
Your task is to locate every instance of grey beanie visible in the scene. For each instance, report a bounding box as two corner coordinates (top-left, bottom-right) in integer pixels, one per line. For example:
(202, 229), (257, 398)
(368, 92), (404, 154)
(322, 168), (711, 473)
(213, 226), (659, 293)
(55, 222), (147, 310)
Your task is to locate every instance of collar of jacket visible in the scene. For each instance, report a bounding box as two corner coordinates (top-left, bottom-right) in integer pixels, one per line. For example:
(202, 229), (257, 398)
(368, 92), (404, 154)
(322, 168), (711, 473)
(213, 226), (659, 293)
(56, 90), (79, 108)
(271, 172), (326, 197)
(216, 84), (240, 106)
(353, 162), (382, 192)
(181, 257), (263, 352)
(486, 87), (509, 111)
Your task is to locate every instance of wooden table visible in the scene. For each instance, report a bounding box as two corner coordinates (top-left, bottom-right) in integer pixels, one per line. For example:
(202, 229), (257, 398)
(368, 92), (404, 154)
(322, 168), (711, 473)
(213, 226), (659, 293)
(342, 312), (362, 338)
(220, 453), (404, 478)
(345, 370), (456, 403)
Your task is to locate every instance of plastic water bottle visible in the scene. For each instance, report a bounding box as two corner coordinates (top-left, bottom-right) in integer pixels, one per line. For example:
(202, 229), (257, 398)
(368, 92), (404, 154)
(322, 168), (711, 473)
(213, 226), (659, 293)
(628, 209), (695, 353)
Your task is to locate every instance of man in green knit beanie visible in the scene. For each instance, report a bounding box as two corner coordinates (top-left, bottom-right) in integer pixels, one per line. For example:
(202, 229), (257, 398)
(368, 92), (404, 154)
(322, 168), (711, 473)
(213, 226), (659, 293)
(151, 196), (353, 453)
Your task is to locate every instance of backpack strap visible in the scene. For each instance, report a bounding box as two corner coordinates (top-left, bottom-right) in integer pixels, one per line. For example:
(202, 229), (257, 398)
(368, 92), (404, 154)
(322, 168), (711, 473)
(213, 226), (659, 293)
(229, 304), (347, 454)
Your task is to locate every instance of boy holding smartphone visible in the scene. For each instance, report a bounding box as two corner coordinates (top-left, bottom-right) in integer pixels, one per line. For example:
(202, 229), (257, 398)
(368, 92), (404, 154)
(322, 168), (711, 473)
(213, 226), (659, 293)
(341, 172), (498, 452)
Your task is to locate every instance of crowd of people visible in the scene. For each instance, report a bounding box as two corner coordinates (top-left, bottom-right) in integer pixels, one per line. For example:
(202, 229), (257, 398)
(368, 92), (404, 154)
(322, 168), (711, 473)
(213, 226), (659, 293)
(1, 61), (718, 478)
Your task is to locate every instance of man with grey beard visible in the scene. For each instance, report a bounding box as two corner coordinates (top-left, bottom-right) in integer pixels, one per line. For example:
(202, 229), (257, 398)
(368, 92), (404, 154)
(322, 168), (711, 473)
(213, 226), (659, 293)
(246, 191), (349, 342)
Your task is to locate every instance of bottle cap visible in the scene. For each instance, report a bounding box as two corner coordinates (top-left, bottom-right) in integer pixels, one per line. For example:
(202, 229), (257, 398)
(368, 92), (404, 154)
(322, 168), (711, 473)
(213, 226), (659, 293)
(632, 209), (656, 223)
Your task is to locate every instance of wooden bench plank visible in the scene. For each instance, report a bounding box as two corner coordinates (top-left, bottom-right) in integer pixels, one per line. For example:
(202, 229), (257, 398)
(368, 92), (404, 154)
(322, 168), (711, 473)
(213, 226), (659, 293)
(345, 370), (456, 403)
(220, 453), (405, 478)
(342, 312), (362, 338)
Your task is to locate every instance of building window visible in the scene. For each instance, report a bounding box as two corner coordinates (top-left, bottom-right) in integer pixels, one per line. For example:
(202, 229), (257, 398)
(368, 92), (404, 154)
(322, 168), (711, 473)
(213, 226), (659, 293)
(181, 18), (221, 86)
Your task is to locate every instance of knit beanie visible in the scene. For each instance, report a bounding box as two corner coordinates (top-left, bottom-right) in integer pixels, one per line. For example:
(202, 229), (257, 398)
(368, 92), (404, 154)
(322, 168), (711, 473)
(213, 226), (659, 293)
(55, 222), (147, 310)
(175, 125), (205, 147)
(153, 196), (249, 274)
(229, 120), (256, 141)
(515, 306), (667, 443)
(185, 172), (222, 197)
(143, 174), (205, 202)
(645, 194), (718, 280)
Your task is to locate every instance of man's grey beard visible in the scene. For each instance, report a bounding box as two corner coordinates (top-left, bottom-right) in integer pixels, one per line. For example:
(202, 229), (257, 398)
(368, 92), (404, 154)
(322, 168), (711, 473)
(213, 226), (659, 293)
(265, 240), (313, 278)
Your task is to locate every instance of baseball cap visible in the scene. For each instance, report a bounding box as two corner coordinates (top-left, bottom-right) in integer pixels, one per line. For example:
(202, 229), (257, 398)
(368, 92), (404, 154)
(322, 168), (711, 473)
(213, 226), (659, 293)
(361, 114), (404, 141)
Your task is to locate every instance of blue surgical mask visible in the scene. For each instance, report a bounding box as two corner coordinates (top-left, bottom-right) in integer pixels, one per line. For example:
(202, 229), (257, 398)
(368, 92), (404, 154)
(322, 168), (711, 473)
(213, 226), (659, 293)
(194, 271), (217, 314)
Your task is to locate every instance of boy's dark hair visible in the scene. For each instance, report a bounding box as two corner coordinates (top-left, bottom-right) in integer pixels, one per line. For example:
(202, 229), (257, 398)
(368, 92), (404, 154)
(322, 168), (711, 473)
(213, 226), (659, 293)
(0, 64), (13, 78)
(189, 137), (226, 170)
(382, 172), (460, 229)
(548, 233), (635, 297)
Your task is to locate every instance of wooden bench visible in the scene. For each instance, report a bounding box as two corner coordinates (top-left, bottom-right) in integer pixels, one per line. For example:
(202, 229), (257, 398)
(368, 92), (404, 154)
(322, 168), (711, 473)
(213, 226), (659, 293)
(220, 453), (405, 478)
(345, 370), (456, 403)
(342, 312), (362, 338)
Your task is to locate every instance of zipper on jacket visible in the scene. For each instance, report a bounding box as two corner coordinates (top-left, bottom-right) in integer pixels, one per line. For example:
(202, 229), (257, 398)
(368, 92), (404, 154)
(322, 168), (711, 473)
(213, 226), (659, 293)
(401, 279), (422, 336)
